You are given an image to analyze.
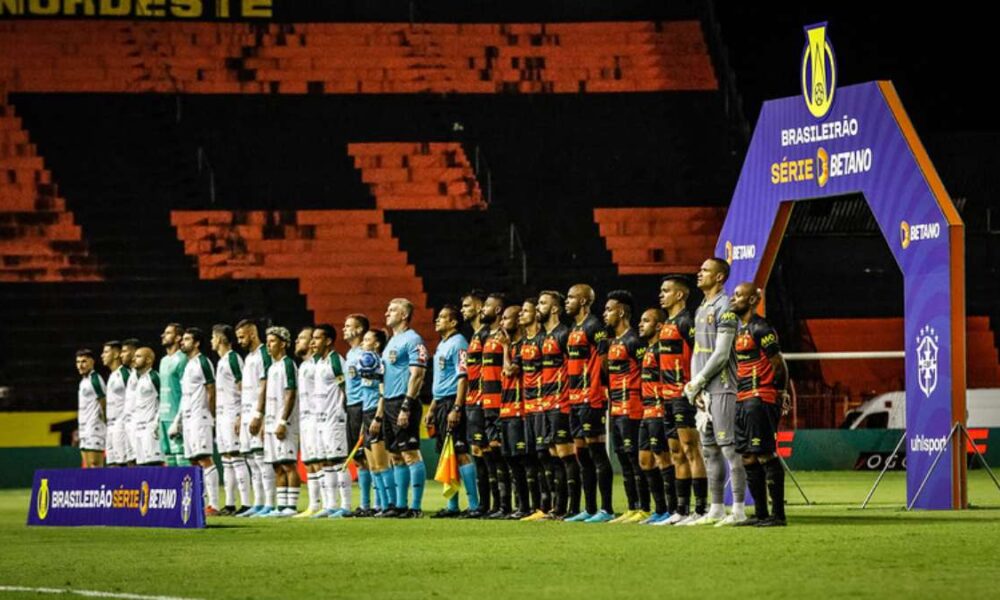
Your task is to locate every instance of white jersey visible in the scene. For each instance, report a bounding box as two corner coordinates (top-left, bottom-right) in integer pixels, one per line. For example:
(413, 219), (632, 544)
(265, 354), (298, 430)
(78, 371), (106, 428)
(180, 353), (215, 415)
(132, 369), (161, 425)
(241, 344), (272, 416)
(312, 351), (346, 419)
(122, 367), (138, 424)
(105, 366), (129, 422)
(298, 356), (316, 417)
(215, 350), (244, 418)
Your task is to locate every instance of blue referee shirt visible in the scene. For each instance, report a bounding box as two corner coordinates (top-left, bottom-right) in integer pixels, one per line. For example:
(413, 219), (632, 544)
(344, 345), (364, 407)
(382, 328), (428, 399)
(432, 332), (468, 399)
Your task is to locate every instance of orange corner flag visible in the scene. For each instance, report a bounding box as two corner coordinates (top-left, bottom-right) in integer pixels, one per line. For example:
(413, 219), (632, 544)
(434, 434), (461, 499)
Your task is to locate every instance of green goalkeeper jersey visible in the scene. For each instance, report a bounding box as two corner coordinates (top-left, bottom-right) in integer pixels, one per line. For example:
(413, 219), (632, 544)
(158, 350), (188, 422)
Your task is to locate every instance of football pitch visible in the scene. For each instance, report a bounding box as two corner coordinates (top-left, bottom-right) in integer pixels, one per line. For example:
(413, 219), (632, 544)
(2, 470), (999, 599)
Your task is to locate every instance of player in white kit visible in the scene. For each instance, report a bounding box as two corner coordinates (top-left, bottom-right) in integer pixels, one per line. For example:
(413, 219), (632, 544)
(101, 341), (129, 467)
(168, 327), (221, 516)
(256, 326), (301, 517)
(310, 324), (351, 518)
(212, 324), (252, 516)
(236, 319), (275, 518)
(76, 348), (106, 468)
(292, 326), (323, 518)
(120, 338), (139, 466)
(131, 347), (165, 466)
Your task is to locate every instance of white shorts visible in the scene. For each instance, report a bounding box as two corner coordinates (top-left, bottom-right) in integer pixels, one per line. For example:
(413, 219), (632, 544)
(216, 412), (240, 455)
(134, 420), (165, 465)
(700, 392), (737, 447)
(123, 419), (136, 463)
(299, 415), (323, 463)
(239, 409), (264, 454)
(182, 410), (215, 460)
(264, 418), (299, 465)
(106, 419), (125, 465)
(318, 409), (349, 461)
(79, 418), (106, 452)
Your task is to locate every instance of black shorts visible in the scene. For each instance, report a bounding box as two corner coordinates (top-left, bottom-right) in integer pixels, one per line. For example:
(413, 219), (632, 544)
(662, 404), (679, 440)
(639, 417), (669, 452)
(383, 396), (423, 453)
(500, 418), (527, 457)
(735, 397), (781, 455)
(432, 396), (468, 455)
(362, 408), (382, 449)
(524, 412), (547, 454)
(347, 404), (365, 451)
(545, 409), (572, 446)
(671, 397), (697, 429)
(466, 405), (488, 448)
(611, 416), (640, 455)
(484, 408), (502, 445)
(570, 404), (606, 440)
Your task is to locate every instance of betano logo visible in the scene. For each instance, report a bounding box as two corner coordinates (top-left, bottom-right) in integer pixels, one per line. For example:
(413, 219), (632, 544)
(725, 241), (756, 264)
(801, 22), (837, 119)
(900, 220), (941, 249)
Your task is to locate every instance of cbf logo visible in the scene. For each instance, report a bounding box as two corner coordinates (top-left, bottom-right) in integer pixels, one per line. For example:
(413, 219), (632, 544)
(180, 475), (193, 524)
(916, 325), (939, 398)
(801, 22), (837, 119)
(36, 478), (50, 521)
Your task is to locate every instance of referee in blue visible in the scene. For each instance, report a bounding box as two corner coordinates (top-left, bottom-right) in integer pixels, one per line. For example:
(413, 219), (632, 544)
(425, 305), (481, 518)
(381, 298), (429, 518)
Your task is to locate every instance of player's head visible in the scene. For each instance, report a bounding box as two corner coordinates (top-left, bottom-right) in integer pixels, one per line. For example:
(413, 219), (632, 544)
(537, 290), (564, 321)
(133, 347), (156, 372)
(75, 349), (95, 374)
(730, 282), (761, 317)
(295, 326), (314, 359)
(120, 338), (139, 368)
(362, 328), (387, 353)
(697, 257), (730, 292)
(659, 275), (691, 312)
(481, 292), (506, 326)
(461, 289), (487, 323)
(101, 340), (121, 368)
(386, 298), (414, 329)
(265, 326), (291, 359)
(343, 314), (369, 344)
(565, 284), (595, 317)
(603, 290), (633, 329)
(211, 324), (236, 355)
(435, 304), (462, 336)
(235, 318), (260, 349)
(520, 297), (538, 328)
(161, 323), (184, 349)
(311, 324), (336, 356)
(638, 308), (666, 341)
(501, 304), (521, 335)
(181, 327), (204, 356)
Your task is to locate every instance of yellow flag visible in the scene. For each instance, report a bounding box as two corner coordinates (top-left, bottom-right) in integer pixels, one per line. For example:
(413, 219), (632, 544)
(434, 434), (461, 499)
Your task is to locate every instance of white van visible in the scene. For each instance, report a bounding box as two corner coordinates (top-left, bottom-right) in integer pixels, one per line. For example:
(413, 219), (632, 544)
(840, 388), (1000, 429)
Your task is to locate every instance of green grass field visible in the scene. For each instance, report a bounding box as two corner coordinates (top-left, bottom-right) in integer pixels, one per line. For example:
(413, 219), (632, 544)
(1, 471), (1000, 599)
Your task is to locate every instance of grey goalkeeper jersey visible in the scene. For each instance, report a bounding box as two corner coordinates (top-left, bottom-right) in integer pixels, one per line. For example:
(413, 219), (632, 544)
(693, 292), (738, 394)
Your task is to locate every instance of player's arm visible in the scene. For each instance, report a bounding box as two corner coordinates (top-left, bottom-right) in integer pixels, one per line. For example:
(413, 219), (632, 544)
(448, 347), (468, 429)
(276, 359), (297, 440)
(371, 388), (385, 436)
(250, 374), (267, 436)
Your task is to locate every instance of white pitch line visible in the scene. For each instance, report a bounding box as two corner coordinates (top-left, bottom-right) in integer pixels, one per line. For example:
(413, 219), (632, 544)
(0, 585), (203, 600)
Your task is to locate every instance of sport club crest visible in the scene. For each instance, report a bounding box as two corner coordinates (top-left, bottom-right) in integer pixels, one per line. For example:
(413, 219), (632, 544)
(916, 325), (939, 398)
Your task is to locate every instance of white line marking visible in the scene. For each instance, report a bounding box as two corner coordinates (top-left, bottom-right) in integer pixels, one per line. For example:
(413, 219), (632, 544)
(0, 585), (203, 600)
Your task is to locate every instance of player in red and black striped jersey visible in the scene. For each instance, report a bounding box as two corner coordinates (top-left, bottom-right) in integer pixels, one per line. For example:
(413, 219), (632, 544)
(565, 283), (612, 522)
(658, 275), (707, 523)
(636, 307), (675, 524)
(460, 289), (490, 518)
(499, 304), (531, 518)
(730, 282), (789, 527)
(603, 290), (649, 523)
(538, 290), (573, 519)
(480, 293), (514, 518)
(517, 298), (551, 520)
